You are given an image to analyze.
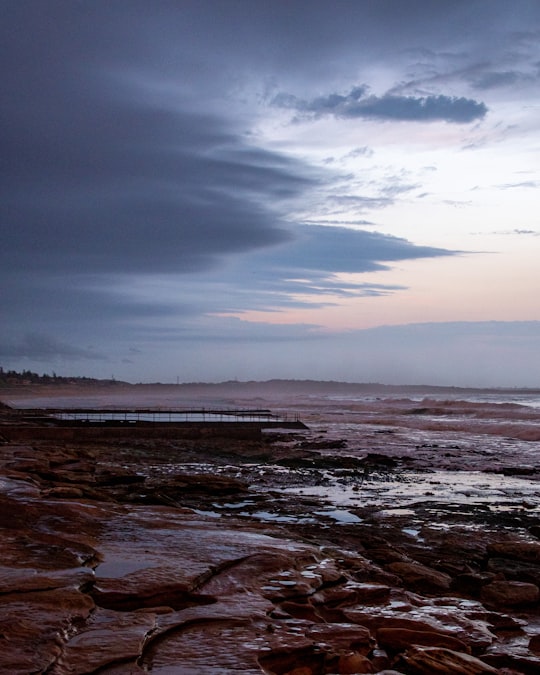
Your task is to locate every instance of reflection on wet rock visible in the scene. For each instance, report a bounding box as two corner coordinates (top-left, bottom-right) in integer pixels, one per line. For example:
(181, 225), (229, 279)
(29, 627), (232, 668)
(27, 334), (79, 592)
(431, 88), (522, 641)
(2, 387), (540, 673)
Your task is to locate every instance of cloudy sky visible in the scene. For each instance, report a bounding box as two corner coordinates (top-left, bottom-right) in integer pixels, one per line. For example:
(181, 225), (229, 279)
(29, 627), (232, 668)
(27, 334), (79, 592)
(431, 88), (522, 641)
(2, 0), (540, 387)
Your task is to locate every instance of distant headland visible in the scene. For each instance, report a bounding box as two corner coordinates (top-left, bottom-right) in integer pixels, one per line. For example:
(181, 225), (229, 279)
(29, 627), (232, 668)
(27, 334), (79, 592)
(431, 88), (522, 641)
(1, 367), (539, 397)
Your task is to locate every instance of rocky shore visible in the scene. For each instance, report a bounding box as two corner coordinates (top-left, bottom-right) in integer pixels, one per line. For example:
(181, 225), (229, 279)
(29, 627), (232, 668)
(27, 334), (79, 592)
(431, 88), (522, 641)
(1, 392), (540, 674)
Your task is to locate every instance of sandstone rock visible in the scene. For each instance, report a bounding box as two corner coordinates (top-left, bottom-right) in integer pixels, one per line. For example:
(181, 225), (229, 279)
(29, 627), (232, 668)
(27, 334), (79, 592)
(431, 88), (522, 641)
(43, 486), (85, 498)
(336, 651), (375, 673)
(451, 571), (497, 596)
(364, 545), (406, 565)
(0, 565), (94, 594)
(343, 602), (496, 653)
(5, 457), (51, 473)
(279, 600), (322, 622)
(257, 645), (326, 675)
(480, 580), (539, 607)
(163, 472), (248, 494)
(369, 648), (391, 671)
(529, 633), (540, 654)
(400, 645), (498, 674)
(87, 664), (146, 674)
(500, 465), (537, 476)
(50, 457), (95, 471)
(348, 558), (402, 586)
(94, 470), (146, 486)
(90, 578), (214, 612)
(312, 582), (390, 608)
(53, 607), (157, 674)
(195, 550), (324, 600)
(305, 623), (373, 654)
(529, 633), (540, 653)
(2, 518), (101, 570)
(145, 596), (285, 668)
(310, 584), (359, 608)
(487, 556), (540, 585)
(376, 626), (470, 654)
(481, 651), (540, 673)
(529, 525), (540, 539)
(487, 541), (540, 563)
(385, 561), (452, 592)
(143, 614), (294, 673)
(0, 588), (95, 674)
(1, 422), (540, 674)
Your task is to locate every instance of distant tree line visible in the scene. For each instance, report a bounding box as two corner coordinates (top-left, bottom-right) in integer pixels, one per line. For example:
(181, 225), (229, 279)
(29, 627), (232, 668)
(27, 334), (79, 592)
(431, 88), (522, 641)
(0, 367), (122, 387)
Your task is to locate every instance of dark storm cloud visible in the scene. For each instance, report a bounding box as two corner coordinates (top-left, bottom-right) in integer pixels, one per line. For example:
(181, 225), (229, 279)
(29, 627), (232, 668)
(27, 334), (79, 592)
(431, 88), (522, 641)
(274, 87), (487, 123)
(2, 96), (311, 275)
(1, 1), (325, 281)
(0, 2), (457, 325)
(0, 334), (106, 362)
(3, 0), (533, 377)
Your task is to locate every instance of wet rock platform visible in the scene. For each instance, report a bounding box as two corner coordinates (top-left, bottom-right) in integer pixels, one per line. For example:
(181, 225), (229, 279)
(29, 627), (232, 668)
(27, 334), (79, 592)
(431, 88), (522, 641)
(1, 393), (540, 673)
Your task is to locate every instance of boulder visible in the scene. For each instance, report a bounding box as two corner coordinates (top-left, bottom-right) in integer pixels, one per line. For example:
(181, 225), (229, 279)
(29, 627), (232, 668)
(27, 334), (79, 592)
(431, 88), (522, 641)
(487, 556), (540, 585)
(376, 626), (470, 654)
(529, 633), (540, 654)
(486, 541), (540, 563)
(529, 525), (540, 539)
(163, 472), (248, 495)
(342, 609), (495, 654)
(400, 645), (498, 674)
(312, 582), (390, 608)
(305, 623), (374, 654)
(451, 571), (496, 596)
(42, 486), (85, 498)
(257, 645), (327, 675)
(385, 561), (452, 592)
(336, 651), (375, 673)
(480, 580), (539, 607)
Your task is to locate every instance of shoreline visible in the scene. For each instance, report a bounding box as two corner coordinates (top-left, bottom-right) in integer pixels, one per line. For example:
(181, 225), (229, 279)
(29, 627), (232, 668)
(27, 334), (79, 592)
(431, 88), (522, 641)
(1, 385), (540, 672)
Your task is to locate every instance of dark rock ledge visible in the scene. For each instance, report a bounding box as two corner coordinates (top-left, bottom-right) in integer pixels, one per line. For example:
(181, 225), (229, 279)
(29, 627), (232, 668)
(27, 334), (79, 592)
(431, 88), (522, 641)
(0, 434), (539, 674)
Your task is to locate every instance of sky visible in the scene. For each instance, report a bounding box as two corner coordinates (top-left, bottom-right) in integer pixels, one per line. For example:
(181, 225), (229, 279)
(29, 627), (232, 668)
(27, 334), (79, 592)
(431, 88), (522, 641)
(1, 0), (540, 387)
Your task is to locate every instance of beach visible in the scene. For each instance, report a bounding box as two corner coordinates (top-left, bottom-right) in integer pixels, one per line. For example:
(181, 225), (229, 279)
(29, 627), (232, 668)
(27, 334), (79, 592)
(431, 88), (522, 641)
(1, 382), (539, 673)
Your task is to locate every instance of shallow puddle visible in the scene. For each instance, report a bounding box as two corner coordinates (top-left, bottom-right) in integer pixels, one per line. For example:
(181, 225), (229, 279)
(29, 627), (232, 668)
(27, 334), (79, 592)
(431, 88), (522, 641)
(96, 556), (151, 579)
(314, 508), (362, 524)
(282, 469), (540, 514)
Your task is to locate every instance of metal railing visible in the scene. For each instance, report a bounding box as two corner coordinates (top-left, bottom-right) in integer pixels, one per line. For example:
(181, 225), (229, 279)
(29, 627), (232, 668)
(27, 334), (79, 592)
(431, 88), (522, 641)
(14, 407), (301, 425)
